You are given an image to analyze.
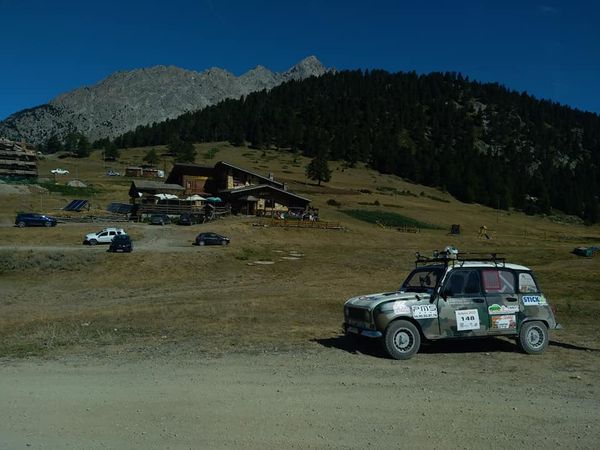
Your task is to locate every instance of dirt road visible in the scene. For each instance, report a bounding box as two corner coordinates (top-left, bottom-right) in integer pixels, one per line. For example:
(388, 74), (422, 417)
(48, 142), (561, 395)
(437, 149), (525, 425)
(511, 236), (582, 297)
(1, 339), (599, 450)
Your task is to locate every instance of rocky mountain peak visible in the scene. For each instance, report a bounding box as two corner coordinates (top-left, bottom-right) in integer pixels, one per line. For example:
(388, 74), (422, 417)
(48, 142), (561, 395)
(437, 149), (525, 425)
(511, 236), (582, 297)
(0, 56), (328, 144)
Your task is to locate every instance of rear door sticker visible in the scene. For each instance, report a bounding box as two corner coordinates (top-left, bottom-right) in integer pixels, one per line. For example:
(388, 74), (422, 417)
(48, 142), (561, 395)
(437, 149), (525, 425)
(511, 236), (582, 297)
(522, 295), (547, 306)
(491, 315), (517, 330)
(488, 304), (519, 315)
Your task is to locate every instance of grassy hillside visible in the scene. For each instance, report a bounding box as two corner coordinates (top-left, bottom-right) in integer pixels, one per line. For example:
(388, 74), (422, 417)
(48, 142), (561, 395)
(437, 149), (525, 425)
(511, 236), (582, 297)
(0, 143), (599, 357)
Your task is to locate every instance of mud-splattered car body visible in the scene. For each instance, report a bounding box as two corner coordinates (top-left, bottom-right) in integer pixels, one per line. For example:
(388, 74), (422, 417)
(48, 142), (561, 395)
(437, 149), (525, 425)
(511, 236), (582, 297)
(343, 255), (561, 359)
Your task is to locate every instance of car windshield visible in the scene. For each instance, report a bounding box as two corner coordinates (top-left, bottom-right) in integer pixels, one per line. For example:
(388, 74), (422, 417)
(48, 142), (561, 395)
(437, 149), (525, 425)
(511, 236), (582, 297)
(401, 268), (443, 293)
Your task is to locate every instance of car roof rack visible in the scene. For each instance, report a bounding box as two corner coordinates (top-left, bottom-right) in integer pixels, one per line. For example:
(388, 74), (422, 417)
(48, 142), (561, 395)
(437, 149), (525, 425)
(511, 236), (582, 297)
(414, 252), (506, 268)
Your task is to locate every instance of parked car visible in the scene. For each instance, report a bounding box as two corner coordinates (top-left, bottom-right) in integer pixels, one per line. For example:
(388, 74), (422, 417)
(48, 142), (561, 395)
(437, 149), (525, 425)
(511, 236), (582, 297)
(83, 228), (127, 245)
(15, 213), (57, 228)
(179, 213), (201, 226)
(106, 169), (120, 176)
(150, 214), (171, 225)
(50, 168), (69, 175)
(108, 234), (133, 253)
(195, 232), (230, 246)
(343, 251), (561, 360)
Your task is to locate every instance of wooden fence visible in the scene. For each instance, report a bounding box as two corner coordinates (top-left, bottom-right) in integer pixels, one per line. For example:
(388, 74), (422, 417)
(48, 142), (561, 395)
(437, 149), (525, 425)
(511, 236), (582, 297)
(257, 218), (342, 229)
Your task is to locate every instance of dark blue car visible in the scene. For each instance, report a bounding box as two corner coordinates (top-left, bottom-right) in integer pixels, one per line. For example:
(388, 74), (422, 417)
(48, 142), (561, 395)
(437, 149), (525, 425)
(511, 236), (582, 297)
(15, 213), (57, 228)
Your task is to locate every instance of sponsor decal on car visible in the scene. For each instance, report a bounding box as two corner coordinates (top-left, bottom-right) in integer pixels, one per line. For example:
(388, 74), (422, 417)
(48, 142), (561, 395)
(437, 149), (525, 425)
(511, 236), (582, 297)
(411, 304), (438, 319)
(393, 301), (411, 315)
(522, 295), (547, 306)
(456, 309), (480, 331)
(488, 303), (520, 315)
(490, 314), (517, 330)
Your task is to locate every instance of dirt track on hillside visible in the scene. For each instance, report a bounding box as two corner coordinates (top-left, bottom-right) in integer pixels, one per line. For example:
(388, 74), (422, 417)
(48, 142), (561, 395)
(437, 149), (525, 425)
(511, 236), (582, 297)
(1, 338), (599, 450)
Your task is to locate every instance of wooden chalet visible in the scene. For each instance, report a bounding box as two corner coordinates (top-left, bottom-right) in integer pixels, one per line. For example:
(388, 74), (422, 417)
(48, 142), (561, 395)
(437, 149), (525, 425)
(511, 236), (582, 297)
(0, 138), (38, 179)
(166, 161), (310, 216)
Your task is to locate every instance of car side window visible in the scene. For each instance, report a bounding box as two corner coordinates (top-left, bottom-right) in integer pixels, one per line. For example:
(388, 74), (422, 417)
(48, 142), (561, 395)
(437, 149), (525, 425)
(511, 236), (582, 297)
(482, 270), (515, 294)
(99, 232), (107, 237)
(445, 270), (480, 296)
(109, 232), (115, 236)
(518, 273), (539, 293)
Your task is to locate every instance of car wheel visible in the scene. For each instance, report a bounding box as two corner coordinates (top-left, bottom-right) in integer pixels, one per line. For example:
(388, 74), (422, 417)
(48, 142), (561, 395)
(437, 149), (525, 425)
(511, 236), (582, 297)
(518, 321), (549, 355)
(89, 239), (98, 246)
(44, 221), (52, 227)
(384, 320), (421, 360)
(199, 241), (205, 246)
(221, 240), (227, 245)
(17, 221), (26, 228)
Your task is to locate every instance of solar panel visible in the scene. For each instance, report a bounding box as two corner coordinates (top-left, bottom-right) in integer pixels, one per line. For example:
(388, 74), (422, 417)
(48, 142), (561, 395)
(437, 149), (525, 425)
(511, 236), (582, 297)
(63, 199), (88, 211)
(106, 203), (133, 214)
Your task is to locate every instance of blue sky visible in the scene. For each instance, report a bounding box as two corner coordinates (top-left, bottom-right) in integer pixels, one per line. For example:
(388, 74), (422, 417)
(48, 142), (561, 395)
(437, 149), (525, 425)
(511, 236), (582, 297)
(1, 0), (599, 119)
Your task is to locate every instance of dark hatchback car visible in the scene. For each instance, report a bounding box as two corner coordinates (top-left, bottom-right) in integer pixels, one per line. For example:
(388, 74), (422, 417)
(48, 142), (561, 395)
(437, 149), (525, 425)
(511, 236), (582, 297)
(179, 213), (198, 226)
(149, 214), (171, 225)
(195, 232), (230, 246)
(15, 213), (57, 228)
(108, 234), (133, 252)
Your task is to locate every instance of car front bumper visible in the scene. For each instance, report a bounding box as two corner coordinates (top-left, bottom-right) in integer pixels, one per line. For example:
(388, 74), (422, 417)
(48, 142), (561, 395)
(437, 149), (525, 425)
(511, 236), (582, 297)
(343, 323), (382, 338)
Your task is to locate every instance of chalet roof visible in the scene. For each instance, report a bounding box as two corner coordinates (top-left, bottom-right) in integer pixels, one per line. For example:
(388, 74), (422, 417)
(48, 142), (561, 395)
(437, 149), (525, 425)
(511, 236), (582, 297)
(166, 163), (215, 184)
(131, 180), (184, 191)
(214, 161), (284, 188)
(220, 184), (311, 203)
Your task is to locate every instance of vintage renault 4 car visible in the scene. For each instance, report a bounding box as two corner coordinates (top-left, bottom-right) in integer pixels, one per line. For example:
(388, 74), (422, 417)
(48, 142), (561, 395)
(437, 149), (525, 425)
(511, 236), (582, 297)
(343, 252), (561, 360)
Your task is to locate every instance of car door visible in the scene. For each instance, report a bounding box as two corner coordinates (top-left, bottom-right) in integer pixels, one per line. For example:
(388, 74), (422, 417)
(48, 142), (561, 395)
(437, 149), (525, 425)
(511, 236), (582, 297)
(98, 231), (108, 243)
(482, 269), (519, 335)
(438, 268), (489, 337)
(107, 231), (116, 242)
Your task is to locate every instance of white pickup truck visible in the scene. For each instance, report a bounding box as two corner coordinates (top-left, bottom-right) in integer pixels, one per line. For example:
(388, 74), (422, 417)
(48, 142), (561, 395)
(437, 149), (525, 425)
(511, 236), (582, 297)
(83, 228), (127, 245)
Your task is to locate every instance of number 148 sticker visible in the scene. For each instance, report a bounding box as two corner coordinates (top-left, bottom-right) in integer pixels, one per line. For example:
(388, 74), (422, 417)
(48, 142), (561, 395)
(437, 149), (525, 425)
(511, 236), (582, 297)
(456, 309), (480, 331)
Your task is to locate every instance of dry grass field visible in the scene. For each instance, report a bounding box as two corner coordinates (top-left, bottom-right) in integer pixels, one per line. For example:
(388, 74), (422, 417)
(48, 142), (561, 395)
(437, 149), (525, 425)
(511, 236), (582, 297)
(1, 142), (599, 358)
(2, 143), (600, 449)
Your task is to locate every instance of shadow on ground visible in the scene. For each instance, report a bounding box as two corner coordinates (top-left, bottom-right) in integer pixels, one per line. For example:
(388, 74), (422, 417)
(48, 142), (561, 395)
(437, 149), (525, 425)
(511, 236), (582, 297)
(549, 340), (600, 352)
(314, 335), (518, 359)
(315, 335), (600, 359)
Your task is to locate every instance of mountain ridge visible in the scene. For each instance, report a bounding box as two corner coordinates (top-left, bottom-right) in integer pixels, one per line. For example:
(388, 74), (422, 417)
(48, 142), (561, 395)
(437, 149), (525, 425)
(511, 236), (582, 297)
(0, 56), (328, 144)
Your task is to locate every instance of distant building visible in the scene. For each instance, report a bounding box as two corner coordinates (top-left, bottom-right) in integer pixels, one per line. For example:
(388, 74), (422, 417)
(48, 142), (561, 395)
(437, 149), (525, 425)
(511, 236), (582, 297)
(166, 161), (310, 215)
(0, 138), (37, 178)
(125, 166), (164, 178)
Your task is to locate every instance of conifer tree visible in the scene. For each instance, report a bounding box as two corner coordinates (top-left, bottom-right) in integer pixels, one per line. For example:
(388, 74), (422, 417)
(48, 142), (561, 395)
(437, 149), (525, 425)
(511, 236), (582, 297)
(306, 151), (332, 186)
(143, 148), (160, 166)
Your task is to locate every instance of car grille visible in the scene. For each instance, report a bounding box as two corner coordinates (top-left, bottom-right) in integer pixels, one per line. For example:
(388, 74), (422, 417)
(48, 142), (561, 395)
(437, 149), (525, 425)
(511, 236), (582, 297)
(347, 307), (370, 323)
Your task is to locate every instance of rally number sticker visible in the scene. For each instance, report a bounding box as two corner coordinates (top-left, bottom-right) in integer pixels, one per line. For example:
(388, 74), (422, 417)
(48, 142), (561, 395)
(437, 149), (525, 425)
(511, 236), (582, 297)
(456, 309), (480, 331)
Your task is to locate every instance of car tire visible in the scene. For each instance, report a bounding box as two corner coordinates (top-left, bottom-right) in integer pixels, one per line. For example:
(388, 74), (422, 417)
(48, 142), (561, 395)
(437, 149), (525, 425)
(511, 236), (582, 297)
(384, 320), (421, 360)
(17, 221), (26, 228)
(221, 240), (227, 245)
(89, 239), (98, 246)
(44, 221), (52, 227)
(518, 321), (549, 355)
(199, 241), (205, 246)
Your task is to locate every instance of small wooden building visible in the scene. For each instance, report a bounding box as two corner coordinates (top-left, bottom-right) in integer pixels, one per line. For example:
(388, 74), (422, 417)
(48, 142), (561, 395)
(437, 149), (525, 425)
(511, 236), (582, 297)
(166, 163), (216, 196)
(129, 180), (185, 205)
(0, 138), (38, 178)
